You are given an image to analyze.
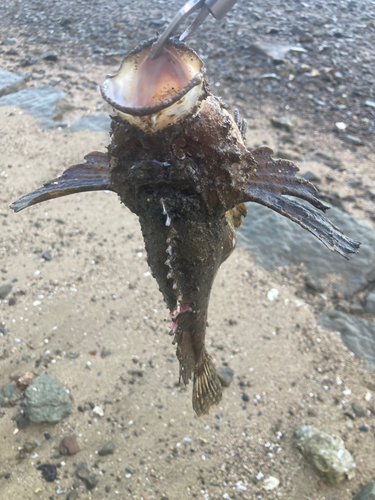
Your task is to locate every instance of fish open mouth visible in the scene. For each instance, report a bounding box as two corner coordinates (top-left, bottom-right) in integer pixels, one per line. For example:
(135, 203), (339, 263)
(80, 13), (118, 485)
(101, 38), (205, 131)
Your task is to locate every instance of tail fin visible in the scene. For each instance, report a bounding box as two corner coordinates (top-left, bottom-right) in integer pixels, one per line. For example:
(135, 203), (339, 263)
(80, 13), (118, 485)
(192, 350), (222, 416)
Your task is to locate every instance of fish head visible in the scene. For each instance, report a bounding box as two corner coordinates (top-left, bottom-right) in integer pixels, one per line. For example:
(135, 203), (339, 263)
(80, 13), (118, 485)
(101, 38), (206, 133)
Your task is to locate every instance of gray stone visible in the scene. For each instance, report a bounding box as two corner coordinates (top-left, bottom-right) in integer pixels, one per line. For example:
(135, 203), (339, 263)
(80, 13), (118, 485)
(0, 69), (28, 98)
(2, 384), (15, 399)
(305, 278), (324, 294)
(353, 482), (375, 500)
(42, 251), (52, 261)
(76, 462), (98, 490)
(69, 114), (110, 133)
(352, 403), (365, 417)
(344, 135), (364, 146)
(271, 116), (293, 132)
(0, 86), (66, 128)
(318, 310), (375, 371)
(20, 55), (38, 67)
(0, 284), (12, 299)
(43, 50), (58, 62)
(237, 205), (375, 296)
(260, 73), (280, 80)
(365, 101), (375, 109)
(98, 441), (115, 456)
(350, 303), (365, 315)
(100, 347), (111, 358)
(364, 292), (375, 314)
(23, 374), (71, 423)
(216, 366), (234, 387)
(294, 425), (356, 484)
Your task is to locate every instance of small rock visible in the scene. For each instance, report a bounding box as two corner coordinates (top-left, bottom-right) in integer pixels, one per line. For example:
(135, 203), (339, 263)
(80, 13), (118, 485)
(294, 425), (356, 484)
(16, 371), (36, 391)
(263, 476), (280, 490)
(335, 121), (347, 130)
(42, 251), (52, 261)
(352, 404), (365, 417)
(76, 462), (98, 490)
(23, 374), (71, 424)
(216, 366), (234, 387)
(353, 481), (375, 500)
(66, 491), (79, 500)
(43, 51), (58, 62)
(359, 425), (368, 432)
(365, 101), (375, 109)
(300, 32), (314, 43)
(37, 463), (57, 482)
(350, 303), (365, 315)
(260, 73), (280, 81)
(0, 69), (28, 98)
(2, 384), (15, 399)
(305, 277), (324, 294)
(344, 135), (364, 146)
(92, 405), (104, 417)
(364, 292), (375, 315)
(302, 171), (321, 183)
(267, 288), (279, 301)
(16, 413), (30, 429)
(271, 117), (293, 132)
(0, 284), (12, 299)
(19, 55), (38, 67)
(241, 393), (250, 402)
(100, 347), (111, 358)
(59, 435), (80, 455)
(98, 441), (115, 456)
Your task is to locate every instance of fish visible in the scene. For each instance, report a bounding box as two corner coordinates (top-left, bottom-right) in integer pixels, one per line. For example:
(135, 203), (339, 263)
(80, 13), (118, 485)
(11, 37), (360, 416)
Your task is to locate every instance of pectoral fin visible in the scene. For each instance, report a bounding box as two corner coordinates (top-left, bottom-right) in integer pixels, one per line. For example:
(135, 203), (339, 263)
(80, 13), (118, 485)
(10, 152), (114, 213)
(242, 147), (360, 258)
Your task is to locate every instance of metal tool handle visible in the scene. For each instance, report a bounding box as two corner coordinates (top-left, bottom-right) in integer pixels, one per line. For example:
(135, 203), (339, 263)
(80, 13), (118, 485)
(205, 0), (238, 20)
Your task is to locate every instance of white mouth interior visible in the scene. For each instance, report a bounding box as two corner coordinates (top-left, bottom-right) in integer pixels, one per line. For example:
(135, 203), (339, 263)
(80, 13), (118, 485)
(107, 45), (200, 109)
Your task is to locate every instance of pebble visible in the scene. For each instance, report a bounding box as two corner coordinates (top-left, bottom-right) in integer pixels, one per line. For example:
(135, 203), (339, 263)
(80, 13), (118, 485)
(294, 425), (356, 484)
(98, 441), (116, 456)
(23, 374), (71, 424)
(0, 69), (28, 98)
(263, 476), (280, 490)
(43, 50), (58, 62)
(93, 405), (104, 417)
(16, 413), (30, 429)
(344, 135), (364, 146)
(267, 288), (279, 301)
(271, 117), (293, 132)
(352, 403), (365, 417)
(335, 121), (347, 130)
(66, 491), (79, 500)
(42, 251), (52, 261)
(100, 347), (112, 358)
(353, 481), (375, 500)
(305, 278), (324, 294)
(365, 100), (375, 109)
(16, 371), (36, 391)
(0, 284), (12, 299)
(37, 463), (57, 482)
(364, 291), (375, 315)
(59, 435), (80, 455)
(216, 366), (234, 387)
(76, 462), (98, 490)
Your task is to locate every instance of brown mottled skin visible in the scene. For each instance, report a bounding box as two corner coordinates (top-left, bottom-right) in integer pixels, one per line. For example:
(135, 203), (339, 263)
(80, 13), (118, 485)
(108, 95), (251, 404)
(11, 39), (360, 416)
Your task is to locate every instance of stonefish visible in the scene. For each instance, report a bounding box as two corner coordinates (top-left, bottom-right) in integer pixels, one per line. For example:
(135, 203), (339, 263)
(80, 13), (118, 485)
(11, 38), (359, 416)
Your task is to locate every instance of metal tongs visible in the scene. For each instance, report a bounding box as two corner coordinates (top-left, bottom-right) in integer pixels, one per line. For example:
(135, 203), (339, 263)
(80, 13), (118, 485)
(148, 0), (239, 60)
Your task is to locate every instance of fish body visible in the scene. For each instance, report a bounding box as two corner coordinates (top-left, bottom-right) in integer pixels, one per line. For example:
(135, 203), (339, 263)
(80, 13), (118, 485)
(11, 38), (360, 416)
(108, 94), (251, 414)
